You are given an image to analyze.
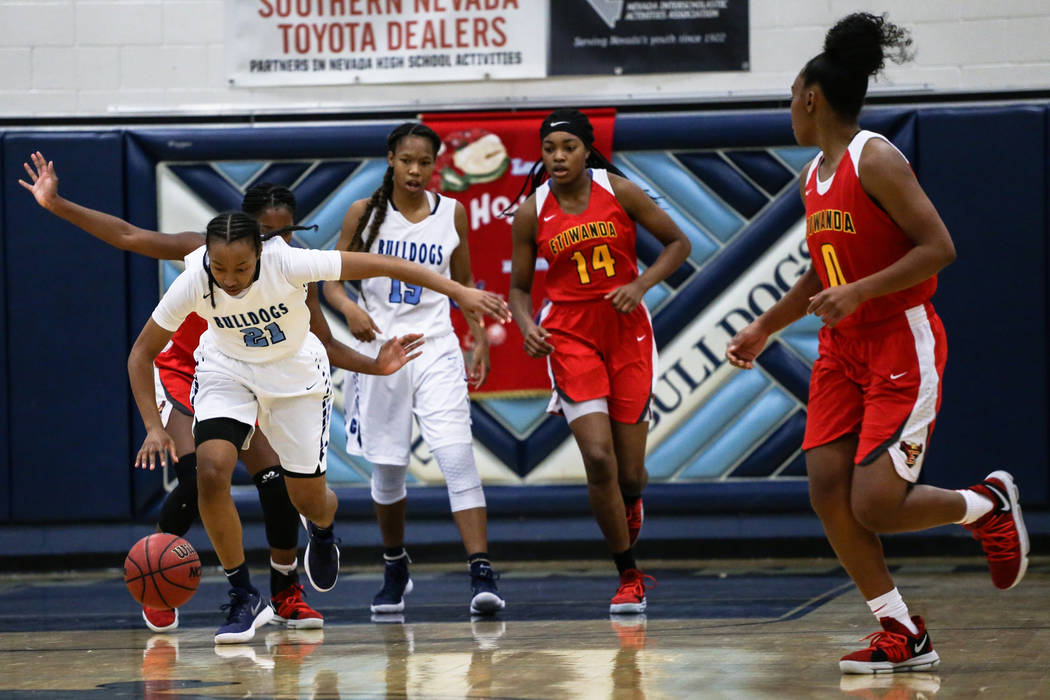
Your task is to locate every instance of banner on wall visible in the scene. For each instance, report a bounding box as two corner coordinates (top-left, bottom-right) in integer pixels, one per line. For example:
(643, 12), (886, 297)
(226, 1), (548, 86)
(421, 109), (616, 397)
(549, 0), (749, 75)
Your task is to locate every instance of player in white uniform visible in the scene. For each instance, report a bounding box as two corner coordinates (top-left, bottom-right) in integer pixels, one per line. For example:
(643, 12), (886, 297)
(129, 211), (509, 643)
(323, 122), (506, 615)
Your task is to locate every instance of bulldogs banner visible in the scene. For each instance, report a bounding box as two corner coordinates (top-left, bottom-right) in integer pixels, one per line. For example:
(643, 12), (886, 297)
(422, 109), (617, 397)
(227, 1), (547, 86)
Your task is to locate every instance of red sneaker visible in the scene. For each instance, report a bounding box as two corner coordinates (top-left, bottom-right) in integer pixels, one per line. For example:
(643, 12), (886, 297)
(625, 498), (644, 547)
(142, 605), (178, 633)
(272, 583), (324, 629)
(963, 470), (1029, 590)
(610, 569), (656, 614)
(839, 616), (940, 674)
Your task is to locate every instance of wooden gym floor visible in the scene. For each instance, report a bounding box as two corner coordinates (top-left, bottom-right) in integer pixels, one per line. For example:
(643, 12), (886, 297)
(0, 557), (1047, 698)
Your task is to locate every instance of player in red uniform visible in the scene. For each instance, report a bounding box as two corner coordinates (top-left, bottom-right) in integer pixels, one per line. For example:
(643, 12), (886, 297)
(725, 13), (1029, 673)
(509, 110), (691, 613)
(19, 153), (422, 633)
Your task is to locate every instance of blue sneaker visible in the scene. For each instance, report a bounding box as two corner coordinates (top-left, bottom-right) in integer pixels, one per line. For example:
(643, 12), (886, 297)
(371, 552), (414, 614)
(214, 586), (274, 645)
(469, 563), (505, 615)
(301, 516), (341, 593)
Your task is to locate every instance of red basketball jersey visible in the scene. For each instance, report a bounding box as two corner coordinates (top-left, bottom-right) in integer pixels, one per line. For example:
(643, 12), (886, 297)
(535, 169), (639, 302)
(154, 312), (206, 376)
(804, 131), (936, 332)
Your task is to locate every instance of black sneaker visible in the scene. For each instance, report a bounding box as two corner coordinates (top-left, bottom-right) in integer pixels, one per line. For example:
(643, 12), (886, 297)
(469, 563), (505, 615)
(371, 551), (414, 614)
(301, 516), (341, 593)
(214, 586), (274, 645)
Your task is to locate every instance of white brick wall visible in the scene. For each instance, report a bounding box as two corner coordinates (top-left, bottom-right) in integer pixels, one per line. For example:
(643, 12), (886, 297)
(0, 0), (1047, 117)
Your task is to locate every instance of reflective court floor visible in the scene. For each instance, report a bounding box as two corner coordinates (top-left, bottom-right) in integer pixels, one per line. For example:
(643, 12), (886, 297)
(0, 557), (1047, 699)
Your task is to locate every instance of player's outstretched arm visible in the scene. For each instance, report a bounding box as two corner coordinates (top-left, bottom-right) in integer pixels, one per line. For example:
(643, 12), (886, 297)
(307, 282), (423, 374)
(18, 150), (203, 261)
(338, 251), (510, 327)
(128, 319), (178, 470)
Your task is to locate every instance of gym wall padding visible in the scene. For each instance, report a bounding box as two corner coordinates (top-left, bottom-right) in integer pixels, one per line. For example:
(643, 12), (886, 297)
(2, 133), (132, 522)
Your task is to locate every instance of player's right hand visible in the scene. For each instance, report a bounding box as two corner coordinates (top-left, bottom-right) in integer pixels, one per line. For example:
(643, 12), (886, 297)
(344, 303), (380, 342)
(523, 323), (555, 358)
(457, 287), (512, 325)
(18, 151), (59, 210)
(725, 323), (769, 370)
(135, 428), (178, 471)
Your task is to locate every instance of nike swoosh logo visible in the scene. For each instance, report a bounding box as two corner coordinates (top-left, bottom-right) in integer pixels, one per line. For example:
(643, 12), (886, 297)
(912, 633), (929, 654)
(805, 189), (814, 196)
(549, 120), (570, 127)
(986, 483), (1011, 512)
(636, 335), (646, 342)
(306, 382), (317, 390)
(890, 372), (907, 380)
(543, 214), (557, 222)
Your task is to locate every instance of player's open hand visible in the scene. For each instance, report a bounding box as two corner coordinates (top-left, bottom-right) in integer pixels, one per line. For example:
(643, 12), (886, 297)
(135, 427), (178, 471)
(375, 333), (425, 375)
(522, 322), (555, 358)
(468, 336), (490, 388)
(604, 280), (646, 313)
(345, 303), (380, 342)
(18, 151), (59, 210)
(456, 287), (512, 325)
(725, 323), (769, 370)
(807, 283), (863, 328)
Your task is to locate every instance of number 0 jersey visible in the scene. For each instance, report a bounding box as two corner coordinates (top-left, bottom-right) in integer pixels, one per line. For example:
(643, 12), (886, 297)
(356, 191), (460, 340)
(152, 236), (341, 363)
(535, 169), (639, 302)
(805, 131), (937, 332)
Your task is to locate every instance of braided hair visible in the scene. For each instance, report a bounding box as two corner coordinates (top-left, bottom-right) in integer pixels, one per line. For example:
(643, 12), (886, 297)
(346, 122), (442, 253)
(802, 13), (913, 120)
(504, 109), (626, 215)
(242, 181), (297, 219)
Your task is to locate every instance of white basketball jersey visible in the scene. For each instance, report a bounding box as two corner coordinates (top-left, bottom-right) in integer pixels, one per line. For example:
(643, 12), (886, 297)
(153, 236), (341, 363)
(357, 192), (461, 339)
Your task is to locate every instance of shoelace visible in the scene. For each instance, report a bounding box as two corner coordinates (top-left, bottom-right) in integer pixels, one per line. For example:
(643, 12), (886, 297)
(857, 629), (911, 663)
(220, 590), (255, 623)
(618, 572), (657, 598)
(472, 567), (501, 593)
(972, 514), (1019, 561)
(275, 583), (311, 610)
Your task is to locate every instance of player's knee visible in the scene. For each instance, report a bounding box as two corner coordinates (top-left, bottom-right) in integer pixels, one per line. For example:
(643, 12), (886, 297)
(580, 447), (617, 486)
(371, 463), (409, 505)
(432, 444), (485, 511)
(449, 484), (486, 512)
(850, 490), (897, 533)
(253, 466), (300, 550)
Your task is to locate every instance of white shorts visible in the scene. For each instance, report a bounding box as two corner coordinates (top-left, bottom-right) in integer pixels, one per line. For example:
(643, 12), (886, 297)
(191, 332), (332, 477)
(344, 331), (472, 466)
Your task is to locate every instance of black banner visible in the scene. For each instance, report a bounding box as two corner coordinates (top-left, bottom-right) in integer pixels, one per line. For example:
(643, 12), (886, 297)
(549, 0), (749, 76)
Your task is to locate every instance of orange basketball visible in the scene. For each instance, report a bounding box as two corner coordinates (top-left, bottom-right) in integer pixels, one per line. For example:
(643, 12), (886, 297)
(124, 533), (201, 609)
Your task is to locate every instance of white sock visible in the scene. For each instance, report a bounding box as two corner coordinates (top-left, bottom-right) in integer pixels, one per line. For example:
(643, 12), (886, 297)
(866, 587), (919, 635)
(954, 488), (994, 525)
(271, 557), (297, 575)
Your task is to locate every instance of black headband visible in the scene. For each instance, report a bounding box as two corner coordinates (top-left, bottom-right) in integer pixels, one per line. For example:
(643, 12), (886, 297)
(540, 109), (594, 148)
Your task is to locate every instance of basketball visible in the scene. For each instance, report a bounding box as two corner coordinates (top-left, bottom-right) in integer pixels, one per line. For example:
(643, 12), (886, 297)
(124, 533), (201, 610)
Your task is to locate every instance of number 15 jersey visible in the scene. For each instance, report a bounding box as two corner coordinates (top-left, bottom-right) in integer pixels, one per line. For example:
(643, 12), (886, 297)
(536, 169), (639, 302)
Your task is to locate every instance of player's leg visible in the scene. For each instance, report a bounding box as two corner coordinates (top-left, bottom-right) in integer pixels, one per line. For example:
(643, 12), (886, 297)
(242, 433), (323, 629)
(370, 462), (414, 614)
(414, 334), (504, 614)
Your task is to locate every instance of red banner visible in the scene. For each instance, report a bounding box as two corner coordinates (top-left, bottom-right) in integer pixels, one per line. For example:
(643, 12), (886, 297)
(422, 108), (616, 397)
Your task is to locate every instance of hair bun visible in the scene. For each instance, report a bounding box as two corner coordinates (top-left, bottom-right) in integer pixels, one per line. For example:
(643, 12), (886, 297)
(824, 12), (912, 78)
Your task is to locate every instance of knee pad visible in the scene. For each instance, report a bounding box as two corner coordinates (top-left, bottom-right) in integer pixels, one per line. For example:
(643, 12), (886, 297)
(371, 463), (409, 505)
(158, 453), (198, 536)
(433, 444), (486, 512)
(253, 466), (300, 550)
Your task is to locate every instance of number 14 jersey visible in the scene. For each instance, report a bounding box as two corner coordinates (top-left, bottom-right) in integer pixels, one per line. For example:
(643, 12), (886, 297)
(536, 169), (639, 302)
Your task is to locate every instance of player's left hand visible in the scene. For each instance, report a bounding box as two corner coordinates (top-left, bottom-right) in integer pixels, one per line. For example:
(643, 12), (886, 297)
(467, 337), (490, 389)
(375, 333), (425, 375)
(457, 287), (512, 325)
(807, 283), (864, 327)
(135, 427), (178, 471)
(604, 280), (646, 313)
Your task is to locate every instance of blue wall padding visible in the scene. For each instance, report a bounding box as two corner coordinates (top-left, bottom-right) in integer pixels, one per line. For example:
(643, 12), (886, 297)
(730, 411), (807, 477)
(675, 152), (768, 218)
(3, 132), (132, 521)
(0, 145), (8, 520)
(724, 150), (795, 196)
(915, 106), (1048, 500)
(251, 161), (312, 189)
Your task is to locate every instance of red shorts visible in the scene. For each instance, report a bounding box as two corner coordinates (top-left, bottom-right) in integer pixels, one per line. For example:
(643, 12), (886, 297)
(157, 366), (194, 416)
(802, 304), (947, 482)
(539, 299), (656, 424)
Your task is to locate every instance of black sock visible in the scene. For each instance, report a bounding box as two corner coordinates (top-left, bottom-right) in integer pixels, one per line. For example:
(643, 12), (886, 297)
(622, 493), (641, 506)
(612, 549), (636, 575)
(270, 564), (298, 595)
(311, 523), (333, 539)
(384, 546), (407, 560)
(468, 552), (491, 573)
(225, 564), (252, 591)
